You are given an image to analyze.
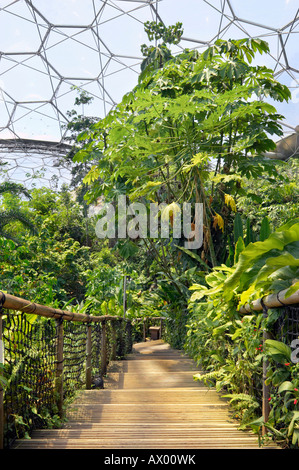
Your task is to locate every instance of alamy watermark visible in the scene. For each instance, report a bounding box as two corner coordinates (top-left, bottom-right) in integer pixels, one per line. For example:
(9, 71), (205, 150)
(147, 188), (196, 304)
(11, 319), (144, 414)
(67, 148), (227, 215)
(291, 339), (299, 364)
(95, 196), (203, 250)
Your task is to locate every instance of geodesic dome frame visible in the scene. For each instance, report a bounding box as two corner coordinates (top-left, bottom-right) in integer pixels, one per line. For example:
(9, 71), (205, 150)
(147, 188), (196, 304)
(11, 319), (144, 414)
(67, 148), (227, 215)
(0, 0), (298, 187)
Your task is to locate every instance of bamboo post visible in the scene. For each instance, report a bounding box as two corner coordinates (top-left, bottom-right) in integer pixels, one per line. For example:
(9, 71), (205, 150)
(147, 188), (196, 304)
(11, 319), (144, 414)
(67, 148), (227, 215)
(101, 320), (107, 377)
(0, 310), (3, 450)
(86, 323), (92, 390)
(55, 319), (64, 419)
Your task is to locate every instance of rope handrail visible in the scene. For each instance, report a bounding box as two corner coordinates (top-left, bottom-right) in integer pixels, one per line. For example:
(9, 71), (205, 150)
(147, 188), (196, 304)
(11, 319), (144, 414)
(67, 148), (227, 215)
(239, 287), (299, 314)
(0, 291), (139, 449)
(0, 291), (124, 323)
(0, 290), (166, 449)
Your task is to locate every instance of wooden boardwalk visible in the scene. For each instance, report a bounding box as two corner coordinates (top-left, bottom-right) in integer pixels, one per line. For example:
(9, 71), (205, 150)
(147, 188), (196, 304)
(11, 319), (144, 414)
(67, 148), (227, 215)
(13, 340), (266, 449)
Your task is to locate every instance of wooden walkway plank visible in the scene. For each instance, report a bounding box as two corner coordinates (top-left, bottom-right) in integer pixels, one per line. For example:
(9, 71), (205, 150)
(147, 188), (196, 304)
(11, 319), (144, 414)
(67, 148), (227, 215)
(12, 340), (271, 449)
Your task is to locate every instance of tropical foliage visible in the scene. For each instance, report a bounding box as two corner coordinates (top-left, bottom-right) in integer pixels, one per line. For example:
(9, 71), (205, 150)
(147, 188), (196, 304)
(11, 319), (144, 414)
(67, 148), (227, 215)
(1, 21), (298, 447)
(186, 219), (299, 446)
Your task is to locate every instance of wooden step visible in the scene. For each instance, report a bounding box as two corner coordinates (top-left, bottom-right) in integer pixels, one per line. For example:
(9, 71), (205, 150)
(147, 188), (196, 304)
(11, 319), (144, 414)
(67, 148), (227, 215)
(69, 389), (227, 404)
(14, 439), (262, 449)
(11, 340), (268, 450)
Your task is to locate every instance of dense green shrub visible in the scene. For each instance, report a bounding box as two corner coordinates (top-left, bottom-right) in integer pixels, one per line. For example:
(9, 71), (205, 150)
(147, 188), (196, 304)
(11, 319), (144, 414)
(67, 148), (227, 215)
(185, 219), (299, 447)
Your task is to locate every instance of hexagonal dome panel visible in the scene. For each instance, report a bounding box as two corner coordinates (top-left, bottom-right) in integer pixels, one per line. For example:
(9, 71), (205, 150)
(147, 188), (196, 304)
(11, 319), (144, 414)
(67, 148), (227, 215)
(0, 0), (298, 187)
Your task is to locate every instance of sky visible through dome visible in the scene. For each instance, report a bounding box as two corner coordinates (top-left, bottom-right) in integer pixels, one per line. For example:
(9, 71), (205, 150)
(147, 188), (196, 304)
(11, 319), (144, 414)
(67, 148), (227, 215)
(0, 0), (298, 186)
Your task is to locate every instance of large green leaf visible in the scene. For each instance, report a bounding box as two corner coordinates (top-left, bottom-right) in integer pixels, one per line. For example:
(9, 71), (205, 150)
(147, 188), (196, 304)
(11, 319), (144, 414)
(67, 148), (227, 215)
(288, 411), (299, 437)
(266, 252), (299, 268)
(260, 216), (271, 241)
(117, 240), (139, 260)
(277, 218), (299, 232)
(174, 245), (211, 271)
(278, 381), (294, 393)
(223, 223), (299, 300)
(285, 281), (299, 298)
(234, 237), (245, 264)
(292, 429), (299, 446)
(265, 339), (291, 364)
(245, 250), (299, 289)
(234, 213), (243, 244)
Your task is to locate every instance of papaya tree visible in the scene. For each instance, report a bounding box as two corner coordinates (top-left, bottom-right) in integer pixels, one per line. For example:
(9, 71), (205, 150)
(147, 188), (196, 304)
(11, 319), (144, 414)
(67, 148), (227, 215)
(77, 34), (290, 275)
(68, 34), (290, 347)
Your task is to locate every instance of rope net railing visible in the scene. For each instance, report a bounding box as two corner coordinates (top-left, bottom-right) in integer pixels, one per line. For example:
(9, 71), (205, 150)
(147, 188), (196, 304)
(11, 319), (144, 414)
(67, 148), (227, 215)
(0, 292), (134, 449)
(63, 320), (88, 400)
(90, 322), (102, 382)
(266, 302), (299, 433)
(2, 313), (57, 448)
(247, 303), (299, 430)
(272, 304), (299, 345)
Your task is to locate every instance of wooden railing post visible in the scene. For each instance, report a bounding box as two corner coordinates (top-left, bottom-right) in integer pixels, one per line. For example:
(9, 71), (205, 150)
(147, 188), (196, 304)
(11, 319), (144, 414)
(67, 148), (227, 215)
(0, 290), (137, 446)
(261, 301), (270, 436)
(160, 318), (163, 339)
(0, 309), (4, 450)
(262, 332), (271, 435)
(101, 320), (107, 376)
(86, 323), (92, 390)
(111, 320), (117, 361)
(125, 320), (133, 354)
(55, 318), (64, 419)
(143, 318), (146, 342)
